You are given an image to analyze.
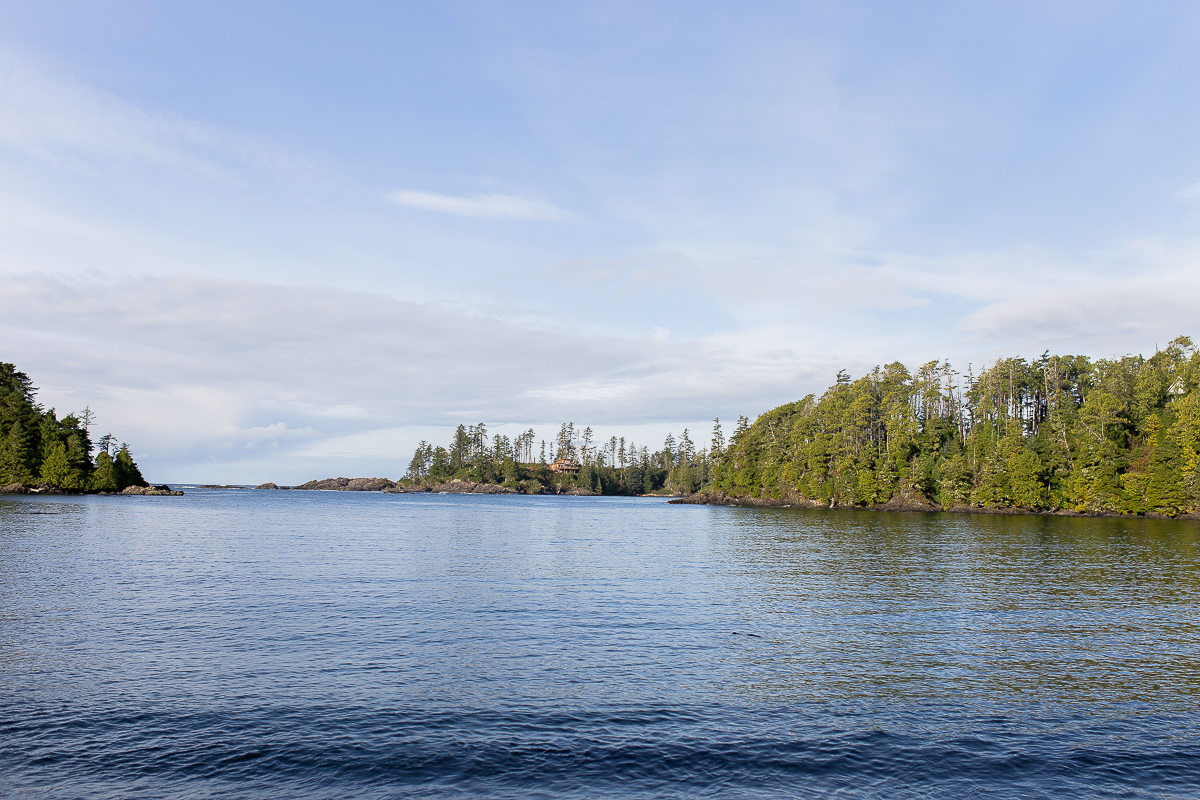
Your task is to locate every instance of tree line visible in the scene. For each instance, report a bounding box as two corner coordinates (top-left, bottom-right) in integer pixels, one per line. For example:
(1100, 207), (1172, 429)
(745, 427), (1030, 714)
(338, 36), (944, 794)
(405, 336), (1200, 514)
(1, 362), (147, 491)
(711, 336), (1200, 515)
(404, 421), (724, 495)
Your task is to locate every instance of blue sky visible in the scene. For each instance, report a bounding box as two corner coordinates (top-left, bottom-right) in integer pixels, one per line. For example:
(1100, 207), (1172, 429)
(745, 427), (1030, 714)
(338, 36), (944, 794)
(2, 1), (1200, 482)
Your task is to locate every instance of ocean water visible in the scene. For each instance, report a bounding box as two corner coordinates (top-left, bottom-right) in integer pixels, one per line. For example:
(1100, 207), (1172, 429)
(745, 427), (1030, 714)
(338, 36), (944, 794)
(2, 489), (1199, 799)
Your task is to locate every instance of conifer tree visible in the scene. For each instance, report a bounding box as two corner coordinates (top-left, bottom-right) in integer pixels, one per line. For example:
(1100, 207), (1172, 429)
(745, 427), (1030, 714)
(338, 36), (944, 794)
(90, 450), (118, 491)
(0, 419), (31, 484)
(710, 418), (724, 461)
(40, 441), (81, 489)
(113, 446), (146, 490)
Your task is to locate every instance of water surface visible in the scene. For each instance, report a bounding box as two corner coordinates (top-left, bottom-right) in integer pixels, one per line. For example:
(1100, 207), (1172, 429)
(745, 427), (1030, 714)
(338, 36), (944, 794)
(2, 490), (1198, 797)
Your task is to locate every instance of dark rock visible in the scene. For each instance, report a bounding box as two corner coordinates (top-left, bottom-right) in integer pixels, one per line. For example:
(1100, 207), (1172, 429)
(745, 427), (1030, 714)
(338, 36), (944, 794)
(0, 482), (27, 494)
(428, 479), (516, 494)
(292, 477), (397, 492)
(121, 485), (184, 496)
(255, 482), (280, 490)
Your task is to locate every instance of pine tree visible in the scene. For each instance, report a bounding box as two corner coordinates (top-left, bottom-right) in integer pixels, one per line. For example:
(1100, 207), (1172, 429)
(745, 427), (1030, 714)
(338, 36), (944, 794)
(0, 419), (31, 484)
(40, 441), (80, 488)
(450, 425), (470, 470)
(710, 418), (724, 461)
(113, 446), (146, 490)
(90, 450), (118, 491)
(407, 440), (431, 480)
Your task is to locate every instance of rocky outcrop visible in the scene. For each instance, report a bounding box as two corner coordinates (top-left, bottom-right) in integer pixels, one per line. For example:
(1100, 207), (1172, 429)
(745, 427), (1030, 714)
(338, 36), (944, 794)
(293, 477), (397, 492)
(0, 481), (182, 496)
(670, 486), (939, 511)
(668, 489), (823, 508)
(269, 476), (606, 497)
(427, 479), (516, 494)
(121, 485), (184, 496)
(1, 482), (72, 495)
(670, 489), (1200, 519)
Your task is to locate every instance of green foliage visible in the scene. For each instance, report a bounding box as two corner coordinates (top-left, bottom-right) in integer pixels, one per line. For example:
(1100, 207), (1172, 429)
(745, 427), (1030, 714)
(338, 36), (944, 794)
(406, 421), (687, 495)
(40, 441), (82, 489)
(0, 418), (33, 483)
(0, 360), (146, 491)
(713, 336), (1200, 516)
(113, 445), (147, 490)
(90, 451), (119, 491)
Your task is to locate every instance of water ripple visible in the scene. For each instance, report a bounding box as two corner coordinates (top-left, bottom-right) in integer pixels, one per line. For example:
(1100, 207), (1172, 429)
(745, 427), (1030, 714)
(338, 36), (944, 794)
(2, 492), (1199, 797)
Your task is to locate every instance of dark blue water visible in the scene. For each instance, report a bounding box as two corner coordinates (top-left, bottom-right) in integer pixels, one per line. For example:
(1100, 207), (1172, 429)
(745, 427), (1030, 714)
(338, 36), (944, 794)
(2, 490), (1199, 798)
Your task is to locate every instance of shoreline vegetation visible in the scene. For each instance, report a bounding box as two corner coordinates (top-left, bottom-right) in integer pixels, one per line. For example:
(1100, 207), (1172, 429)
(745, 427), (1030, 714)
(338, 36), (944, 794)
(0, 362), (178, 496)
(260, 421), (693, 498)
(268, 335), (1200, 520)
(696, 335), (1200, 520)
(11, 333), (1200, 518)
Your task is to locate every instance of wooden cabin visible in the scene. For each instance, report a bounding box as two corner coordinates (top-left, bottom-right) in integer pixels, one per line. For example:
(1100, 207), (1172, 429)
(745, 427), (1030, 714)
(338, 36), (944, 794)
(549, 458), (580, 474)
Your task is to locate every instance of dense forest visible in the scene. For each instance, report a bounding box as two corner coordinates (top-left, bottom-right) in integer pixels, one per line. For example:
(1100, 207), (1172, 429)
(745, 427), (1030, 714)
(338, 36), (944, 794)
(407, 336), (1200, 516)
(0, 362), (147, 492)
(713, 336), (1200, 516)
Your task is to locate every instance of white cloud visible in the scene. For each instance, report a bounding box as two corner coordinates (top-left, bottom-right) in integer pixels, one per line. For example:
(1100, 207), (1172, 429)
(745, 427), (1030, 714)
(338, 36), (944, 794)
(0, 272), (820, 483)
(958, 279), (1200, 354)
(229, 422), (319, 442)
(386, 189), (573, 221)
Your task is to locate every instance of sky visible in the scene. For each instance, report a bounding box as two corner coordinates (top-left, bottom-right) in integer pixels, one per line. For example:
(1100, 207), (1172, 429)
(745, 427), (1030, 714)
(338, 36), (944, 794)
(2, 1), (1200, 484)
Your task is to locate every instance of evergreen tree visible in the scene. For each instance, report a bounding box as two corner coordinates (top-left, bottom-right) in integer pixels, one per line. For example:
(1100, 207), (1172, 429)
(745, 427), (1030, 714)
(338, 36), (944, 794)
(0, 362), (149, 491)
(0, 419), (32, 484)
(450, 425), (470, 470)
(113, 446), (147, 490)
(90, 450), (119, 491)
(710, 418), (724, 461)
(40, 441), (81, 488)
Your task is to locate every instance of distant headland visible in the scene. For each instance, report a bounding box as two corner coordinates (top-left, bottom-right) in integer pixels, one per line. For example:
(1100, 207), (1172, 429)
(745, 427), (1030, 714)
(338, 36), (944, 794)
(0, 362), (176, 495)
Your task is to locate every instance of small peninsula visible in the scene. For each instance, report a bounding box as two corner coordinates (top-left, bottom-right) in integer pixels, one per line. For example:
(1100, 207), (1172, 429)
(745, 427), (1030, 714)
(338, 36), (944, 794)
(691, 336), (1200, 519)
(0, 362), (173, 495)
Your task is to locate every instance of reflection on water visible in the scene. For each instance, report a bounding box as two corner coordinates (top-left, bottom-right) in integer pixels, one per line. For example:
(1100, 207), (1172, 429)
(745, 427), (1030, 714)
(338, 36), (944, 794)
(1, 492), (1199, 799)
(719, 509), (1200, 708)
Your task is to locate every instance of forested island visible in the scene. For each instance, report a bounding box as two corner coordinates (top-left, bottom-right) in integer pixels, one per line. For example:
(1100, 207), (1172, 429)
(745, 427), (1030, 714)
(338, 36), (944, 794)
(0, 362), (163, 494)
(354, 336), (1200, 518)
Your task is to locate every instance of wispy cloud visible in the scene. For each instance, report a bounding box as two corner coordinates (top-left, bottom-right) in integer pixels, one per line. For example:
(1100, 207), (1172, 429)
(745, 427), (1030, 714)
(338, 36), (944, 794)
(0, 51), (325, 184)
(386, 189), (573, 221)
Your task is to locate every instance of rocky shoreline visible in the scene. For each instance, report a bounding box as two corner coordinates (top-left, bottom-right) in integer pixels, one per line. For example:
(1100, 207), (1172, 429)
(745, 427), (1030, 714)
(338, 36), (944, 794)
(254, 477), (599, 495)
(668, 489), (1200, 520)
(1, 482), (183, 496)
